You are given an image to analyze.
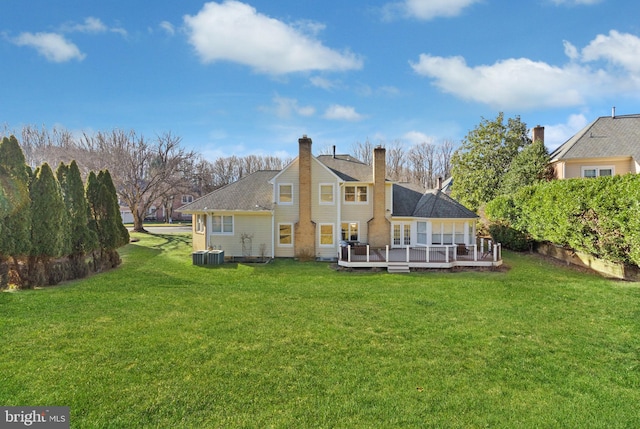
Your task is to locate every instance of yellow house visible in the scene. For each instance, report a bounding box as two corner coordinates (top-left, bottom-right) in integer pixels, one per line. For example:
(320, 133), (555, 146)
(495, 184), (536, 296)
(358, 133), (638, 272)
(181, 135), (501, 271)
(550, 113), (640, 179)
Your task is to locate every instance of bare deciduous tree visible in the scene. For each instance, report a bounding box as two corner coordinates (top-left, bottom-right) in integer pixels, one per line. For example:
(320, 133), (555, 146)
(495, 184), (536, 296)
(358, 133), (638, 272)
(408, 142), (437, 189)
(385, 140), (406, 181)
(438, 139), (455, 180)
(351, 140), (374, 165)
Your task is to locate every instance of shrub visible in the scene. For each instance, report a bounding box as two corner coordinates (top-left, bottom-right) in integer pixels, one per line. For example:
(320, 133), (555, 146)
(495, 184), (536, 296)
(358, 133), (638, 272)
(486, 174), (640, 266)
(488, 223), (532, 251)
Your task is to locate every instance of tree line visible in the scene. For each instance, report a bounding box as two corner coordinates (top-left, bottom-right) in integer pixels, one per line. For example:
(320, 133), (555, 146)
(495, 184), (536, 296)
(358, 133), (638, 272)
(5, 124), (457, 232)
(7, 125), (293, 231)
(0, 136), (129, 289)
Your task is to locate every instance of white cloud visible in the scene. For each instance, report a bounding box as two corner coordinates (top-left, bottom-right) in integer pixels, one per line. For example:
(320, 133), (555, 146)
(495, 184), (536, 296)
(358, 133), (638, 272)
(13, 32), (86, 62)
(183, 1), (363, 74)
(323, 105), (364, 121)
(544, 113), (590, 150)
(410, 54), (594, 109)
(384, 0), (480, 20)
(61, 17), (127, 37)
(310, 76), (340, 90)
(264, 96), (316, 118)
(403, 131), (435, 145)
(411, 30), (640, 110)
(159, 21), (176, 36)
(563, 40), (579, 60)
(581, 30), (640, 73)
(62, 17), (107, 33)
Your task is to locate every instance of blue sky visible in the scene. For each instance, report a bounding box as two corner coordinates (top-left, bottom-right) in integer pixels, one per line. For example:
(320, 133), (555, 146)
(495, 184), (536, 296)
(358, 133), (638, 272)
(2, 0), (640, 160)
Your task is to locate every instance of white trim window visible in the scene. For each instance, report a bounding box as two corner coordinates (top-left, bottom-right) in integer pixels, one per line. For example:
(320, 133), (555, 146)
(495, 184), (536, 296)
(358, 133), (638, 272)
(582, 166), (614, 178)
(278, 223), (293, 246)
(344, 185), (367, 203)
(196, 214), (206, 234)
(212, 215), (233, 234)
(417, 221), (428, 245)
(278, 184), (293, 204)
(341, 222), (359, 242)
(182, 195), (193, 204)
(319, 183), (335, 205)
(319, 223), (334, 246)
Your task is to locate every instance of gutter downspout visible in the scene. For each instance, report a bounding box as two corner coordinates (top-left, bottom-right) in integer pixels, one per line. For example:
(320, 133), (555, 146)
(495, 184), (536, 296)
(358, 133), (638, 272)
(271, 209), (275, 259)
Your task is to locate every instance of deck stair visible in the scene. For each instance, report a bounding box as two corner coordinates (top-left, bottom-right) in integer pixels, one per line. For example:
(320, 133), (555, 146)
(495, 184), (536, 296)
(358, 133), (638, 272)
(387, 263), (410, 274)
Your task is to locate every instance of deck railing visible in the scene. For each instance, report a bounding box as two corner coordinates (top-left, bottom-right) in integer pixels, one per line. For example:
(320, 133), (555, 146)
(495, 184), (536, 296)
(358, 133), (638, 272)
(338, 238), (501, 267)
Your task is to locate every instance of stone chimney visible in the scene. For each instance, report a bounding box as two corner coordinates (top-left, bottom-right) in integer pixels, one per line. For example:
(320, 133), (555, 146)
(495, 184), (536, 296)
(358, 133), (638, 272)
(367, 146), (390, 247)
(532, 125), (544, 144)
(294, 135), (316, 258)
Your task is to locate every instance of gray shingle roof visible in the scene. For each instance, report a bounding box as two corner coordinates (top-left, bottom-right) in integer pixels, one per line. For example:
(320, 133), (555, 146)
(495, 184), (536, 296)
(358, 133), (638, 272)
(181, 158), (476, 220)
(550, 114), (640, 161)
(180, 170), (279, 212)
(316, 154), (372, 181)
(393, 183), (477, 219)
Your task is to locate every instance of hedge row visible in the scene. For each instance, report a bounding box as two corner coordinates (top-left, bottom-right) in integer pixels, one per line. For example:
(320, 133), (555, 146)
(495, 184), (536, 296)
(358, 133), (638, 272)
(485, 174), (640, 266)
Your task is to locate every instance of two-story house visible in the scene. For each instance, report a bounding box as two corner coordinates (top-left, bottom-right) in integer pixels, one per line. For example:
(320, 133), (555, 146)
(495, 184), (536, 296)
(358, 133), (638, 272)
(181, 136), (501, 270)
(550, 111), (640, 179)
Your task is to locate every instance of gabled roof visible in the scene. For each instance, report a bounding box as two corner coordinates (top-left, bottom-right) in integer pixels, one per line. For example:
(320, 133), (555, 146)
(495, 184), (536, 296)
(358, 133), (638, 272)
(180, 170), (279, 212)
(392, 183), (478, 219)
(550, 114), (640, 162)
(316, 154), (373, 182)
(181, 156), (475, 220)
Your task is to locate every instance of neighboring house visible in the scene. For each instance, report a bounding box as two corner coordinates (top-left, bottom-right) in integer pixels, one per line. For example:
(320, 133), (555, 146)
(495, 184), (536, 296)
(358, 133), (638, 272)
(550, 112), (640, 179)
(120, 194), (195, 224)
(181, 136), (501, 270)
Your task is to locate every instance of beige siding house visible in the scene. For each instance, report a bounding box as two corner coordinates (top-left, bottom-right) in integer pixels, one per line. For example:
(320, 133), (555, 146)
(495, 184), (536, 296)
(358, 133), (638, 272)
(181, 135), (502, 270)
(550, 113), (640, 179)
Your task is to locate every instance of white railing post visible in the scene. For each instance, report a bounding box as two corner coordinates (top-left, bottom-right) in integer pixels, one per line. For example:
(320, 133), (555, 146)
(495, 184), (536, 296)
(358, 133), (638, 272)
(348, 245), (352, 262)
(426, 246), (430, 263)
(386, 245), (389, 262)
(480, 238), (484, 254)
(366, 245), (370, 263)
(453, 245), (457, 261)
(406, 246), (410, 262)
(446, 246), (450, 263)
(474, 244), (478, 261)
(493, 244), (497, 262)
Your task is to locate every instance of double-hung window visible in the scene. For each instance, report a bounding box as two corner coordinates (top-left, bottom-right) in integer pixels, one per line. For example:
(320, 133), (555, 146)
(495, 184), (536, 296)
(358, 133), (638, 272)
(212, 215), (233, 234)
(582, 166), (614, 178)
(319, 224), (334, 246)
(319, 184), (334, 204)
(279, 223), (293, 246)
(344, 185), (367, 203)
(278, 184), (293, 204)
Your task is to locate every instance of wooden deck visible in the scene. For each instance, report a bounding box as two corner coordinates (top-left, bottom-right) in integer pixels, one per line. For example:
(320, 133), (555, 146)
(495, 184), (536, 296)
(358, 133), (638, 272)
(338, 242), (502, 271)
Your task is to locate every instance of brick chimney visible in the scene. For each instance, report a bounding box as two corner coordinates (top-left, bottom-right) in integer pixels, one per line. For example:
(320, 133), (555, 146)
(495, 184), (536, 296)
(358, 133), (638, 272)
(532, 125), (544, 144)
(294, 135), (316, 258)
(367, 146), (390, 247)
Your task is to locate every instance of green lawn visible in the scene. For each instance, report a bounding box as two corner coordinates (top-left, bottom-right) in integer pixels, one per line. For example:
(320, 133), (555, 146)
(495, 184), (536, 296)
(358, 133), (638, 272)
(1, 233), (639, 428)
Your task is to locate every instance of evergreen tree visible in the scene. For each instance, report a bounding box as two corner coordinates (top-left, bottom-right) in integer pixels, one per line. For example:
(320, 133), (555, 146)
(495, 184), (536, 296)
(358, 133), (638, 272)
(57, 161), (98, 277)
(0, 136), (32, 288)
(100, 170), (130, 249)
(499, 139), (554, 195)
(86, 170), (129, 269)
(29, 163), (68, 286)
(450, 113), (529, 211)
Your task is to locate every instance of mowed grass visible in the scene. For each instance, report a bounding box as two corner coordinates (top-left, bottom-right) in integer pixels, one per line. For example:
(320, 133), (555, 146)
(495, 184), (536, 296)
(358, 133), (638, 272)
(1, 233), (639, 428)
